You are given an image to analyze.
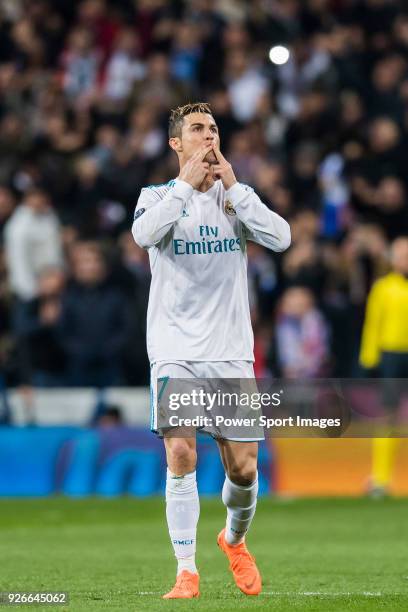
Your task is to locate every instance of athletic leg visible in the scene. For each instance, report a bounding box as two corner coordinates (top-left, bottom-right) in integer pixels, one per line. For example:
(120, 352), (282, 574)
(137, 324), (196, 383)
(162, 436), (200, 599)
(216, 439), (262, 595)
(217, 440), (258, 544)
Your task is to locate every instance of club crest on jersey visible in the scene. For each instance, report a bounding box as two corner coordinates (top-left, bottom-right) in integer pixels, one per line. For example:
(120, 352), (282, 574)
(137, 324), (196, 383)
(224, 200), (236, 216)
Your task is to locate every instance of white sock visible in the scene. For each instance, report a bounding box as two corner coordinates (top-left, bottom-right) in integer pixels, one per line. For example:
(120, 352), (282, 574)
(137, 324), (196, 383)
(166, 468), (199, 575)
(222, 472), (258, 546)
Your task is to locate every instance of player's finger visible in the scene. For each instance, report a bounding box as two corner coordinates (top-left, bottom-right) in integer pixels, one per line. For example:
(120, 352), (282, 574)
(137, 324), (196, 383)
(212, 143), (227, 163)
(188, 145), (211, 165)
(199, 143), (214, 160)
(190, 143), (212, 159)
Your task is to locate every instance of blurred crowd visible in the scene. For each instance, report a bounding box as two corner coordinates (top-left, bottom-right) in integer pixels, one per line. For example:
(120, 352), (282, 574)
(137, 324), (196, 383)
(1, 0), (408, 387)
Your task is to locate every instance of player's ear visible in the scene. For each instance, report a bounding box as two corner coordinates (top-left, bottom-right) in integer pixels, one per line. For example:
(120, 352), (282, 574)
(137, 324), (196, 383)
(169, 137), (182, 153)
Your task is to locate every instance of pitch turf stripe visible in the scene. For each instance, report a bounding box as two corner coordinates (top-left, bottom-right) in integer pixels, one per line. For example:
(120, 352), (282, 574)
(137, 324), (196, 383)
(263, 591), (383, 596)
(136, 591), (384, 597)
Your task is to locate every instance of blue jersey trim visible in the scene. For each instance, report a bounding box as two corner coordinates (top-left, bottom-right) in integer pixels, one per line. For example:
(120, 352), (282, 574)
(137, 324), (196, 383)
(144, 179), (176, 190)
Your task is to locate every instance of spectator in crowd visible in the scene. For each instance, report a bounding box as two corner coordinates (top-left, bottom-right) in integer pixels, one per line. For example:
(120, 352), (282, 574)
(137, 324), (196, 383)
(129, 52), (191, 111)
(247, 241), (278, 321)
(282, 237), (327, 297)
(59, 241), (128, 387)
(170, 20), (203, 86)
(88, 124), (121, 172)
(3, 187), (63, 339)
(116, 231), (150, 385)
(69, 156), (108, 235)
(125, 104), (166, 161)
(225, 48), (268, 122)
(102, 27), (145, 105)
(61, 26), (101, 107)
(95, 404), (124, 428)
(275, 286), (330, 379)
(274, 36), (333, 119)
(16, 268), (66, 386)
(0, 187), (16, 241)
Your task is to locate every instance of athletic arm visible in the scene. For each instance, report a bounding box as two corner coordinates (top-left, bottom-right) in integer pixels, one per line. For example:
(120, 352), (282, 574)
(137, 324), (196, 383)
(132, 180), (193, 248)
(211, 144), (290, 252)
(359, 280), (384, 369)
(132, 143), (213, 248)
(226, 183), (291, 252)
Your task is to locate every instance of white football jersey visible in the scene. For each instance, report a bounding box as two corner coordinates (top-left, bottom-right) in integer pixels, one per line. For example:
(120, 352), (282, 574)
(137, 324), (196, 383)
(132, 179), (290, 364)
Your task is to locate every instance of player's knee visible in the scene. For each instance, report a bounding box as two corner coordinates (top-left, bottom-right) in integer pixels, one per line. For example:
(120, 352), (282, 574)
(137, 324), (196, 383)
(166, 440), (196, 474)
(227, 460), (257, 487)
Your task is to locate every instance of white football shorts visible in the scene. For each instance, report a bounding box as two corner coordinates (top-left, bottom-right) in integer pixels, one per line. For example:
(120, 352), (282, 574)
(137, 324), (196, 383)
(150, 360), (264, 441)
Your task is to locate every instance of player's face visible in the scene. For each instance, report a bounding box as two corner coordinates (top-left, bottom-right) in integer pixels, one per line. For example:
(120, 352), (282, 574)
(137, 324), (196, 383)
(391, 239), (408, 275)
(180, 112), (219, 164)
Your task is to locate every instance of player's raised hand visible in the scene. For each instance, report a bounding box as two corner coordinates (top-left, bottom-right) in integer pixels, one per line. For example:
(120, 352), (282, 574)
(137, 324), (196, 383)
(179, 144), (213, 189)
(212, 144), (237, 190)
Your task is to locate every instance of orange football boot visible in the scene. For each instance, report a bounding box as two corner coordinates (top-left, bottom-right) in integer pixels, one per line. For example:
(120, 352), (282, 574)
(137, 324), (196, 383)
(162, 570), (200, 599)
(217, 528), (262, 595)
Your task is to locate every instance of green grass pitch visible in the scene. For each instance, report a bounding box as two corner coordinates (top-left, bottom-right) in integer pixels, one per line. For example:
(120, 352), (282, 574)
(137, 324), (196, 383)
(0, 497), (407, 611)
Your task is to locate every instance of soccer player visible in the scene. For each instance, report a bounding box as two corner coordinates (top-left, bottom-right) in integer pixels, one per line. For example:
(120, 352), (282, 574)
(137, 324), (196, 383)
(132, 102), (291, 599)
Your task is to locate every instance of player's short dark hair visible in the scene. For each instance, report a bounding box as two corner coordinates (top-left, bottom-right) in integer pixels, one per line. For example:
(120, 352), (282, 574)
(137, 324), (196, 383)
(168, 102), (213, 138)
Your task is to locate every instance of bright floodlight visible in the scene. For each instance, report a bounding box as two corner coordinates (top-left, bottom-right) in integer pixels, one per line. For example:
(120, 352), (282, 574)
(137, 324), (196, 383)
(269, 45), (290, 65)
